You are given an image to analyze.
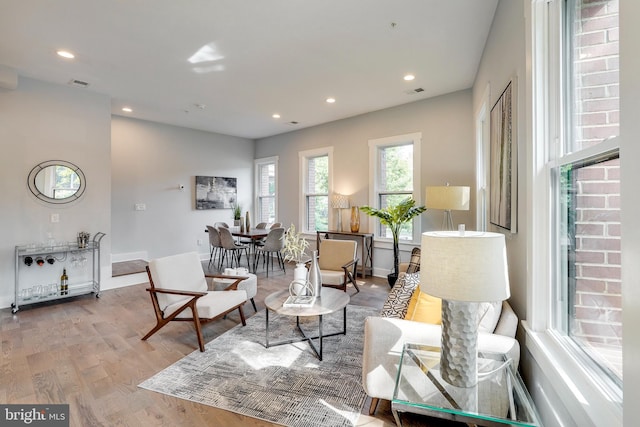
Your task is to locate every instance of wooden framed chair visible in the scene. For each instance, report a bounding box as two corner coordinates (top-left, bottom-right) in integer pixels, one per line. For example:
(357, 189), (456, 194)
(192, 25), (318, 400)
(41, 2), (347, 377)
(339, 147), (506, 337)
(317, 239), (360, 293)
(142, 251), (248, 352)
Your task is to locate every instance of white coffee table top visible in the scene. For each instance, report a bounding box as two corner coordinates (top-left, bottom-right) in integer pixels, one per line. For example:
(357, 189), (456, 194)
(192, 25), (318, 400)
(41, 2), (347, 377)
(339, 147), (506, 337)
(264, 288), (349, 317)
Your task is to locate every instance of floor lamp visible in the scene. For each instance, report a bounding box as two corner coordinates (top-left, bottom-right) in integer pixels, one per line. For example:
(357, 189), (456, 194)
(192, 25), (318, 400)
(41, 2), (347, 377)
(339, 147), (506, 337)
(420, 231), (510, 388)
(425, 185), (470, 230)
(331, 194), (350, 232)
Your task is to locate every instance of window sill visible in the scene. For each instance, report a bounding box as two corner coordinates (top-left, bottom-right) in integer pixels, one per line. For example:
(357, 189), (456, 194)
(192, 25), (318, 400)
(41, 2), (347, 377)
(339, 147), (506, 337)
(522, 321), (622, 427)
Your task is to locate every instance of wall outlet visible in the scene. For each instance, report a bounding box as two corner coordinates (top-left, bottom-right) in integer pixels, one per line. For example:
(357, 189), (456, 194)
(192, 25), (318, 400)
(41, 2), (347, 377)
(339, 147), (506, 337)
(50, 213), (59, 223)
(197, 239), (203, 246)
(135, 203), (146, 211)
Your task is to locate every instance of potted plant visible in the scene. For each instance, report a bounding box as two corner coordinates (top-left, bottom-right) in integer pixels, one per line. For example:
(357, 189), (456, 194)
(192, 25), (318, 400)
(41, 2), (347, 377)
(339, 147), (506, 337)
(232, 203), (242, 226)
(361, 197), (426, 287)
(282, 224), (311, 294)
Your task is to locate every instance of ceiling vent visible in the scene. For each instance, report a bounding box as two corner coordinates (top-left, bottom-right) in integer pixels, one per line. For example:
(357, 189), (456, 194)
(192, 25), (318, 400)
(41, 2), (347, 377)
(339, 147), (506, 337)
(68, 78), (89, 88)
(405, 87), (424, 95)
(286, 121), (299, 126)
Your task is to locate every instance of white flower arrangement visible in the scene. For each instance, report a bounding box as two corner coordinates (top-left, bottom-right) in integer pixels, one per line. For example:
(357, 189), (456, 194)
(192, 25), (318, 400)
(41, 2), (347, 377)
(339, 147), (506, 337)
(281, 224), (309, 264)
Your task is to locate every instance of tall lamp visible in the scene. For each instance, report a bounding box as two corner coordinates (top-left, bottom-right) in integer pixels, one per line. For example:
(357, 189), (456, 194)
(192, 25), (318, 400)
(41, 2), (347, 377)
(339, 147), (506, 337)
(420, 231), (510, 388)
(425, 185), (470, 230)
(331, 194), (350, 232)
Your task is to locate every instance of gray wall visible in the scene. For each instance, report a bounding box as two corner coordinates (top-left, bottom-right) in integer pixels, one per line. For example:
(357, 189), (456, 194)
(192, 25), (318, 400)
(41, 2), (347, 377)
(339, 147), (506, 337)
(111, 116), (254, 261)
(0, 77), (111, 308)
(256, 90), (476, 275)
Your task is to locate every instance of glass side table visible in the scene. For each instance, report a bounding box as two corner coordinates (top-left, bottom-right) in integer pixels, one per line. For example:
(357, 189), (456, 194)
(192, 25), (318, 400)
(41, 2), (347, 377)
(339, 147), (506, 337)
(392, 343), (542, 427)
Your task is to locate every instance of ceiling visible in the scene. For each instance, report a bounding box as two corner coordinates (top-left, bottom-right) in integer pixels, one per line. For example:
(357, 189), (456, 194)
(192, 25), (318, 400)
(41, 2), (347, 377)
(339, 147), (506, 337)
(0, 1), (498, 139)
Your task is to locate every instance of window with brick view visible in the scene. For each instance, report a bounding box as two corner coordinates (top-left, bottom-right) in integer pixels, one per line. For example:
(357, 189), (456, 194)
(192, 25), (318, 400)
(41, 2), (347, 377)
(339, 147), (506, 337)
(560, 0), (620, 383)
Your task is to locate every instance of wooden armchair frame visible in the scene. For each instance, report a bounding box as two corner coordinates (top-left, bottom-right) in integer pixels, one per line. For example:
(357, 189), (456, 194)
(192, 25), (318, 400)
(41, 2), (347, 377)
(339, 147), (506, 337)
(142, 266), (248, 352)
(322, 258), (360, 293)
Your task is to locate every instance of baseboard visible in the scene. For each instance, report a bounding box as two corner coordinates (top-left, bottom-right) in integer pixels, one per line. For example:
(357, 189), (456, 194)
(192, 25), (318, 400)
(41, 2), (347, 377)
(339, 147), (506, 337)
(111, 251), (148, 263)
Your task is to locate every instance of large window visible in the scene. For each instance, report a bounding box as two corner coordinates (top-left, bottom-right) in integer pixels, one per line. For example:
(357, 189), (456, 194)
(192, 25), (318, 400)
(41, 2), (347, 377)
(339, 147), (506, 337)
(552, 0), (621, 387)
(255, 156), (278, 224)
(368, 133), (421, 241)
(299, 147), (332, 232)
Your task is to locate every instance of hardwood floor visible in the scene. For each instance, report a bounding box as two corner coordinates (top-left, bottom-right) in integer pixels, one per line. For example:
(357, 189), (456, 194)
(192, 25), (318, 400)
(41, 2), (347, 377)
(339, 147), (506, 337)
(1, 260), (459, 427)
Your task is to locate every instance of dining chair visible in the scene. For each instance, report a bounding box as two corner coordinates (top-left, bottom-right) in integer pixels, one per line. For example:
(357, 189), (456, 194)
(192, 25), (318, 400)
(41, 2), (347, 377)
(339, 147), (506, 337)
(218, 226), (249, 268)
(142, 252), (248, 352)
(214, 221), (229, 228)
(270, 222), (282, 229)
(206, 225), (223, 269)
(253, 227), (286, 276)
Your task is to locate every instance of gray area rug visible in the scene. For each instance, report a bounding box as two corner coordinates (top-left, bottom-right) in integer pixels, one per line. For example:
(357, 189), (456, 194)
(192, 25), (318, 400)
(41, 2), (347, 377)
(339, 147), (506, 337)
(139, 304), (378, 427)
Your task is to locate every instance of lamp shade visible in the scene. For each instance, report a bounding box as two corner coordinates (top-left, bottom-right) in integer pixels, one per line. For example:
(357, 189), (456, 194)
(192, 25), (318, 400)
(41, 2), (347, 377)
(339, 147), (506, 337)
(331, 194), (350, 209)
(420, 231), (510, 302)
(425, 186), (470, 211)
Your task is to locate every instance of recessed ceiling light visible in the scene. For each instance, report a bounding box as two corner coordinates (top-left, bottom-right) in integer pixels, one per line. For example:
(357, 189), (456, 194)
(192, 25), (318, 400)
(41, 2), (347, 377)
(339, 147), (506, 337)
(57, 50), (75, 59)
(326, 98), (336, 104)
(404, 74), (415, 81)
(272, 113), (281, 119)
(122, 107), (133, 113)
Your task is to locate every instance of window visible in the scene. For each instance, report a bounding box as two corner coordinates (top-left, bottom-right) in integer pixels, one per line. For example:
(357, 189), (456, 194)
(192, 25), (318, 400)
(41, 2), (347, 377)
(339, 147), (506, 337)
(255, 156), (278, 224)
(299, 147), (332, 232)
(530, 0), (621, 416)
(552, 0), (621, 387)
(368, 133), (421, 241)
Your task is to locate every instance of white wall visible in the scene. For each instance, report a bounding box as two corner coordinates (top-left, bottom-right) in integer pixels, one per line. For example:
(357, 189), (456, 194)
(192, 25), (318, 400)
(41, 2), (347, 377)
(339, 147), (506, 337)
(0, 77), (111, 308)
(111, 116), (254, 261)
(255, 90), (475, 276)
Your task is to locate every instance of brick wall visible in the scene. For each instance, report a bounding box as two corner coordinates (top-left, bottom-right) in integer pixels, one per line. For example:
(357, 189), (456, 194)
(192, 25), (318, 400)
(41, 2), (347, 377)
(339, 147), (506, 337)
(569, 0), (621, 362)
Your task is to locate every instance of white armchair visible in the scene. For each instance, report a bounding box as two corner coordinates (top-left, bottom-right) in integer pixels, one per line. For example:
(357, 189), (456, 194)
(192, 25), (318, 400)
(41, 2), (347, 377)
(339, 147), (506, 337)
(142, 252), (248, 352)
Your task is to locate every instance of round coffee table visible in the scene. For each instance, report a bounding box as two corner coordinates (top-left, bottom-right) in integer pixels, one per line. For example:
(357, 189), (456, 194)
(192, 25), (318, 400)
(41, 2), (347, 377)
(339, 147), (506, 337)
(264, 287), (350, 360)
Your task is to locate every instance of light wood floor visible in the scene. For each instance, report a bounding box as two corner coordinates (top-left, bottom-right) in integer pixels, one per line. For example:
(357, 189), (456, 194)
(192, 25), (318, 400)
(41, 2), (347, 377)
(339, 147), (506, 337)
(1, 259), (461, 427)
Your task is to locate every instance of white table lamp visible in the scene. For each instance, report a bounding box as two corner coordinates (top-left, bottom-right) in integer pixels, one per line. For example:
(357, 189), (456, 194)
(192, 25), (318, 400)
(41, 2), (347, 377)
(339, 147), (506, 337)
(331, 194), (350, 232)
(425, 185), (470, 230)
(420, 230), (510, 388)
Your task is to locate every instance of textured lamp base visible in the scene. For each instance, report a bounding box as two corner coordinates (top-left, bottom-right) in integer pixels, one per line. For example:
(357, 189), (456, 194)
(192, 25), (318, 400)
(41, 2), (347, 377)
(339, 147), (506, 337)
(440, 300), (478, 388)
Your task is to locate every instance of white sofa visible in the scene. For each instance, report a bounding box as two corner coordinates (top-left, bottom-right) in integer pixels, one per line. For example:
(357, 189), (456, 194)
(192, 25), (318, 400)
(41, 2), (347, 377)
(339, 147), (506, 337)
(361, 299), (520, 415)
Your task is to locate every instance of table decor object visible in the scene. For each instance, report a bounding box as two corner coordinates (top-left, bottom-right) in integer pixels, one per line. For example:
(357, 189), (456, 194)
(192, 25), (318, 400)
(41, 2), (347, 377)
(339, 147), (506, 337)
(421, 230), (510, 388)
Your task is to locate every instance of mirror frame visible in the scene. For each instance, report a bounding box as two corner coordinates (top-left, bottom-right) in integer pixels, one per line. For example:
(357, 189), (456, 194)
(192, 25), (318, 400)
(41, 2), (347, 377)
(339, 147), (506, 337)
(27, 160), (86, 204)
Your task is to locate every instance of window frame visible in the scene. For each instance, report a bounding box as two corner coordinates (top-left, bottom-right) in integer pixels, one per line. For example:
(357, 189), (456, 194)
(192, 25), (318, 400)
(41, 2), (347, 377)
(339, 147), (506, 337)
(525, 0), (622, 425)
(254, 156), (278, 225)
(367, 132), (422, 243)
(298, 147), (333, 234)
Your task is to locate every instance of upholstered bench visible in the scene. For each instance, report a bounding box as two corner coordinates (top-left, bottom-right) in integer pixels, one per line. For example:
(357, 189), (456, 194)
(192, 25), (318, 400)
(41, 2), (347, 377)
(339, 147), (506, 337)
(361, 249), (520, 415)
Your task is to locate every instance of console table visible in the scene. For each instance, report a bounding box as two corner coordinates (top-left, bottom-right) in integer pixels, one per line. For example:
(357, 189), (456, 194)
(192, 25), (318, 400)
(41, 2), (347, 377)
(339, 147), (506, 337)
(316, 230), (373, 277)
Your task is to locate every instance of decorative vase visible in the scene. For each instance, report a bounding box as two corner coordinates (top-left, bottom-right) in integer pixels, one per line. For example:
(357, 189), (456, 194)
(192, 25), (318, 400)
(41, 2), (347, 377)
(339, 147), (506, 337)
(308, 250), (322, 296)
(350, 206), (360, 233)
(245, 211), (251, 231)
(291, 263), (309, 296)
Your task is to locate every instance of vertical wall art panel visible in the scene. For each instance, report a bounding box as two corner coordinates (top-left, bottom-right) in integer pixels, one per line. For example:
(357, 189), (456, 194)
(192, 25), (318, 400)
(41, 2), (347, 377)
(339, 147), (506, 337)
(195, 176), (237, 210)
(489, 80), (517, 232)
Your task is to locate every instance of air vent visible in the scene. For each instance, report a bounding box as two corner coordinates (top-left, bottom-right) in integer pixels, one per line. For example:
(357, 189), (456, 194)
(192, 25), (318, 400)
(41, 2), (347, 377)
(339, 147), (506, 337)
(404, 87), (425, 95)
(286, 121), (299, 126)
(68, 78), (89, 88)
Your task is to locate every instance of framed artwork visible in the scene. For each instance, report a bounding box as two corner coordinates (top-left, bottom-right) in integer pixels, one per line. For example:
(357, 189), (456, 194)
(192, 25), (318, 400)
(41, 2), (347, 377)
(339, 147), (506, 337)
(195, 176), (237, 210)
(489, 80), (517, 232)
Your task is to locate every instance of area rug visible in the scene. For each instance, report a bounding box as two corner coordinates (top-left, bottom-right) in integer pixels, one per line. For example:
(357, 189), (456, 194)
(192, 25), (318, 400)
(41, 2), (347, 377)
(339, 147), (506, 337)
(139, 304), (379, 427)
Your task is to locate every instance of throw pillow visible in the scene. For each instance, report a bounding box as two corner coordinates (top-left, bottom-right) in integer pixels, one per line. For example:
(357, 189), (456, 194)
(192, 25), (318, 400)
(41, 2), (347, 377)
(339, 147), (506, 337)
(405, 289), (442, 324)
(380, 272), (420, 318)
(405, 247), (421, 274)
(477, 301), (503, 333)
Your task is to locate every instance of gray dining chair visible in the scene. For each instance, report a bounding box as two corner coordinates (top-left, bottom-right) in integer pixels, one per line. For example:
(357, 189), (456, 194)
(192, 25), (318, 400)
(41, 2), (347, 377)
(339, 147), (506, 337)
(206, 225), (223, 269)
(253, 227), (286, 276)
(218, 226), (249, 268)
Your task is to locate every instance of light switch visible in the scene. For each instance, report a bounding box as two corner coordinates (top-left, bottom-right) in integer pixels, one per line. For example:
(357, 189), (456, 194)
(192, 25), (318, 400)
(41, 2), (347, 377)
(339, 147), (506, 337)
(50, 213), (59, 223)
(135, 203), (146, 211)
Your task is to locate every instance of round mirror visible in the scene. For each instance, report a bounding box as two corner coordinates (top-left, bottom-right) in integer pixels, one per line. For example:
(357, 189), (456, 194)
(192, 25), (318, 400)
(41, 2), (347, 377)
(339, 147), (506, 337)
(27, 160), (86, 204)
